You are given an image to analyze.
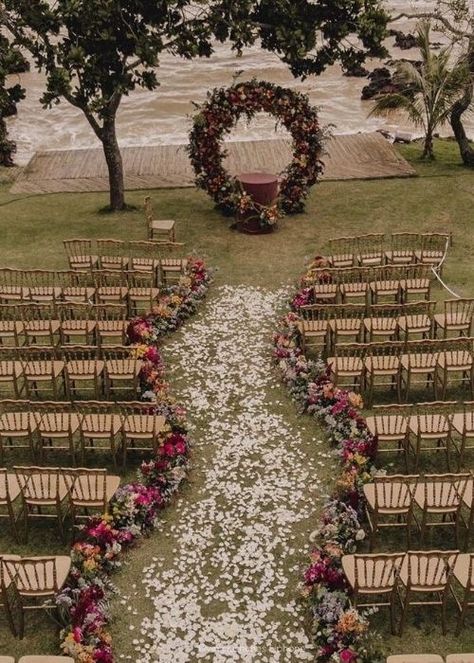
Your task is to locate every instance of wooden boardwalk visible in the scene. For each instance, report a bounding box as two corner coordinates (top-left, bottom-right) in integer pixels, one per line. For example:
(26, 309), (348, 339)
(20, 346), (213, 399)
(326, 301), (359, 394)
(10, 133), (416, 194)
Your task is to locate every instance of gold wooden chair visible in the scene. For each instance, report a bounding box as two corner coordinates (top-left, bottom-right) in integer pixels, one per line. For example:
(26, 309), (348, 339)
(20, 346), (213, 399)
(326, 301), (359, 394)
(356, 233), (385, 266)
(452, 552), (474, 635)
(126, 270), (160, 316)
(297, 304), (332, 354)
(20, 346), (65, 400)
(119, 401), (166, 466)
(158, 245), (188, 285)
(0, 304), (24, 346)
(364, 474), (419, 550)
(0, 401), (38, 463)
(103, 346), (141, 398)
(0, 468), (21, 541)
(397, 550), (459, 636)
(326, 236), (356, 268)
(342, 552), (404, 634)
(59, 270), (96, 304)
(57, 302), (96, 345)
(20, 304), (60, 347)
(366, 403), (414, 463)
(79, 402), (123, 466)
(144, 196), (176, 241)
(434, 299), (474, 339)
(0, 268), (29, 304)
(93, 303), (128, 347)
(400, 264), (431, 303)
(93, 270), (128, 306)
(407, 402), (456, 471)
(64, 467), (120, 532)
(364, 340), (404, 407)
(416, 232), (450, 270)
(414, 473), (470, 547)
(400, 339), (439, 402)
(435, 337), (474, 400)
(369, 265), (404, 304)
(14, 467), (70, 542)
(397, 300), (435, 341)
(36, 410), (81, 464)
(3, 555), (71, 638)
(385, 232), (420, 265)
(310, 267), (340, 303)
(23, 270), (61, 304)
(446, 656), (474, 663)
(19, 657), (75, 663)
(63, 239), (98, 271)
(327, 342), (366, 391)
(364, 303), (400, 343)
(386, 656), (443, 663)
(128, 240), (161, 280)
(97, 239), (129, 271)
(339, 267), (372, 305)
(64, 345), (104, 400)
(451, 402), (474, 470)
(0, 555), (21, 637)
(0, 347), (24, 398)
(328, 303), (366, 349)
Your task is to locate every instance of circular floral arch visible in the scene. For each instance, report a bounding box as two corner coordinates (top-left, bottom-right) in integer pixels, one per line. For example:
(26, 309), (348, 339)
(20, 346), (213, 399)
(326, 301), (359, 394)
(188, 80), (325, 217)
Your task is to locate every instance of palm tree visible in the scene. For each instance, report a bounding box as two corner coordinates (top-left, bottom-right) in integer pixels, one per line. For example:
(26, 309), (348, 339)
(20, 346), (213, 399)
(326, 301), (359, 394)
(370, 21), (469, 159)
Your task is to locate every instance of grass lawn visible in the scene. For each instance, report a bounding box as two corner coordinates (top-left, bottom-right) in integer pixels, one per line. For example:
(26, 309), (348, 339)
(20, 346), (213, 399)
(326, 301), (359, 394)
(0, 138), (473, 659)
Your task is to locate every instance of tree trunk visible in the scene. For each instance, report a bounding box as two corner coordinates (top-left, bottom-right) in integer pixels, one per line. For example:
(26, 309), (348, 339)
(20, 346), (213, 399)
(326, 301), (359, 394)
(422, 129), (434, 160)
(450, 83), (474, 167)
(101, 116), (126, 210)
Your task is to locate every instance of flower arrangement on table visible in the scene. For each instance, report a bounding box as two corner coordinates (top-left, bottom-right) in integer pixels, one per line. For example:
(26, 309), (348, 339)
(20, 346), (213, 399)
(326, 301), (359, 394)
(237, 192), (280, 229)
(55, 257), (211, 663)
(188, 79), (326, 230)
(273, 270), (385, 662)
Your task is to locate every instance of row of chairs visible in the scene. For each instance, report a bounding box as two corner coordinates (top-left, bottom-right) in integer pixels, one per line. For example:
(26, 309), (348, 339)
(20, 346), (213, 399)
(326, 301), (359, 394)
(299, 299), (474, 353)
(0, 555), (71, 639)
(325, 231), (450, 269)
(0, 344), (142, 400)
(306, 265), (433, 305)
(0, 303), (132, 347)
(364, 473), (474, 550)
(328, 337), (474, 405)
(0, 400), (166, 466)
(0, 466), (120, 542)
(367, 402), (474, 471)
(63, 238), (185, 278)
(342, 550), (472, 636)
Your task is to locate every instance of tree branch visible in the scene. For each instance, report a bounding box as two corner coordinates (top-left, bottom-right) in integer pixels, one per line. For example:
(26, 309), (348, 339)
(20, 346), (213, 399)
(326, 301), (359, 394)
(390, 11), (468, 38)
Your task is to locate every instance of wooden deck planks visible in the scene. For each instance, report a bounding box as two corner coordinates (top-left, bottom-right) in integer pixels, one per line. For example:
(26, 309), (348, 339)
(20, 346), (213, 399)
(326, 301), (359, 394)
(10, 133), (416, 194)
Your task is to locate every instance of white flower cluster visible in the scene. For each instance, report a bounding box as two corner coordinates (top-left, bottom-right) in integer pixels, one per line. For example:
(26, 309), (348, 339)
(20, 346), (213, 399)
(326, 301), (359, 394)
(131, 286), (329, 662)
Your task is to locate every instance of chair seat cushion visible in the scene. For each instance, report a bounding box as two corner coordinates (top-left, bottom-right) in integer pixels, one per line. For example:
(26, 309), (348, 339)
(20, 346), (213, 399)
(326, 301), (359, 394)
(386, 656), (444, 663)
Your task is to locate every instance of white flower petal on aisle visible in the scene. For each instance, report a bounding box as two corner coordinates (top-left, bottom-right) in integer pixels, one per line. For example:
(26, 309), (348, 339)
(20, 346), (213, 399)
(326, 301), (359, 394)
(132, 286), (331, 663)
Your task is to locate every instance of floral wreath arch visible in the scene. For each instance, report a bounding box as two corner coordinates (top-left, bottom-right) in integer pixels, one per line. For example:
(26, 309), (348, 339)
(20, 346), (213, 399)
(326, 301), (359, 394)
(188, 80), (325, 222)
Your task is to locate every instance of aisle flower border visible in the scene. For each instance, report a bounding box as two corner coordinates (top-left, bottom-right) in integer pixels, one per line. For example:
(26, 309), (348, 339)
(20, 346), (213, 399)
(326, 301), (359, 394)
(273, 257), (385, 663)
(188, 79), (325, 227)
(55, 257), (212, 663)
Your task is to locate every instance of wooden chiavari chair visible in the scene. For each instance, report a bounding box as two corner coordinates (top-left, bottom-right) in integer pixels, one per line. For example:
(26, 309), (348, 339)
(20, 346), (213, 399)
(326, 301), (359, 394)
(57, 302), (96, 345)
(0, 400), (38, 463)
(58, 269), (95, 304)
(364, 340), (404, 407)
(126, 270), (160, 316)
(20, 346), (65, 400)
(326, 236), (356, 268)
(364, 303), (401, 343)
(64, 345), (104, 400)
(434, 298), (474, 339)
(22, 270), (61, 304)
(0, 555), (21, 637)
(309, 267), (340, 303)
(407, 402), (456, 471)
(0, 268), (29, 303)
(0, 468), (21, 541)
(451, 402), (474, 470)
(3, 555), (71, 638)
(414, 473), (470, 547)
(144, 195), (176, 241)
(366, 403), (414, 464)
(103, 346), (141, 399)
(328, 303), (365, 350)
(452, 552), (474, 634)
(128, 240), (161, 279)
(118, 401), (167, 466)
(97, 238), (129, 271)
(93, 269), (128, 306)
(158, 244), (188, 285)
(0, 347), (24, 398)
(400, 264), (431, 303)
(385, 232), (420, 265)
(416, 232), (450, 270)
(35, 407), (81, 464)
(0, 304), (24, 346)
(20, 303), (60, 347)
(63, 238), (98, 271)
(435, 337), (474, 400)
(297, 304), (332, 354)
(78, 401), (123, 466)
(364, 474), (419, 550)
(341, 552), (404, 634)
(327, 342), (366, 391)
(400, 339), (439, 401)
(63, 467), (120, 532)
(369, 265), (405, 304)
(14, 467), (70, 542)
(386, 655), (443, 662)
(93, 303), (128, 347)
(397, 300), (435, 341)
(397, 550), (459, 635)
(356, 233), (385, 266)
(339, 267), (372, 305)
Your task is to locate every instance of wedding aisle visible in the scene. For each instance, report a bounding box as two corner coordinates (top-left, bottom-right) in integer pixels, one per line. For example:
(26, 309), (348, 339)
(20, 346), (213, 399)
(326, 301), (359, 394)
(124, 286), (335, 662)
